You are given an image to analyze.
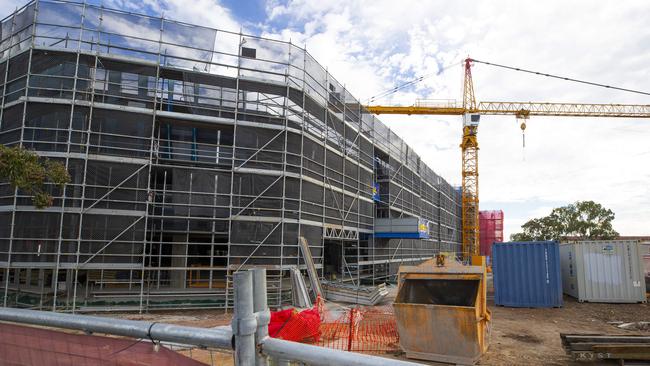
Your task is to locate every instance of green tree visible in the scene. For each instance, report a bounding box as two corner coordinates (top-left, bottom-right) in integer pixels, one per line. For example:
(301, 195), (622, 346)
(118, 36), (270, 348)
(510, 201), (619, 241)
(0, 145), (70, 208)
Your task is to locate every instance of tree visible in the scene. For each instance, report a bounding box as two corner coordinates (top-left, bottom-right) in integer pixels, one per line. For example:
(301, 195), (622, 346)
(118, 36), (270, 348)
(510, 201), (619, 241)
(0, 145), (70, 208)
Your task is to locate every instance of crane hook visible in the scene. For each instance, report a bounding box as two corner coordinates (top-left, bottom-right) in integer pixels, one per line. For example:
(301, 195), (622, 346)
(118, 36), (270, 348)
(516, 114), (529, 161)
(516, 110), (529, 150)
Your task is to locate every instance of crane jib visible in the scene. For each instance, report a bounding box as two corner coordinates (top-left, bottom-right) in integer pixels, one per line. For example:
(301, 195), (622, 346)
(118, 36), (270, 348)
(363, 103), (650, 118)
(362, 57), (650, 260)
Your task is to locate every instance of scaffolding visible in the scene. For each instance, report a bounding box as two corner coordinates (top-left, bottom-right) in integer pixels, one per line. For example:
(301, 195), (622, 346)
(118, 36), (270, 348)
(0, 0), (462, 312)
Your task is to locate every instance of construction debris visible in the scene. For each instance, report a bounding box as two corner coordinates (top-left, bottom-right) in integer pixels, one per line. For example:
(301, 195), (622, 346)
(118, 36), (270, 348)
(290, 268), (312, 308)
(322, 281), (389, 306)
(299, 237), (323, 298)
(561, 333), (650, 363)
(617, 322), (650, 332)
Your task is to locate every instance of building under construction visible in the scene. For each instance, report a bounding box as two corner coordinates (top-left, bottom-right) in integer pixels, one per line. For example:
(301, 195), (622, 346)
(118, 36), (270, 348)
(0, 0), (462, 311)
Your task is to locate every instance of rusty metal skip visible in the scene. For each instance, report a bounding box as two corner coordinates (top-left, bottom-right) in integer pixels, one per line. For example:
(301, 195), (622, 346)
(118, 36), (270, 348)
(393, 256), (491, 365)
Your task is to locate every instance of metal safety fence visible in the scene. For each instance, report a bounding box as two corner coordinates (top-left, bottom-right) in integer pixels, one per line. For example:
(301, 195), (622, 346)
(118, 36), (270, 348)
(0, 268), (424, 366)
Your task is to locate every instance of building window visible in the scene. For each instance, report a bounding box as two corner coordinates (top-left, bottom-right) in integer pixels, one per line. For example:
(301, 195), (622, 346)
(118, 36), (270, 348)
(241, 47), (256, 59)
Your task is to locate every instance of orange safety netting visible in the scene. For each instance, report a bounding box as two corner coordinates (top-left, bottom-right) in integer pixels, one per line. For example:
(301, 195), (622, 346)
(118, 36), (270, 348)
(268, 296), (399, 354)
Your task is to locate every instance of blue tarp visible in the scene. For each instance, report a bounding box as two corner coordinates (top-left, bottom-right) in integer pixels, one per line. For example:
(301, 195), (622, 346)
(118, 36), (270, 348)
(374, 232), (429, 239)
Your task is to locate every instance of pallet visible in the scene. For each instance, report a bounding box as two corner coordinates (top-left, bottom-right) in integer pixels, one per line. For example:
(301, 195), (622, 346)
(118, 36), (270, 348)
(322, 281), (389, 306)
(561, 333), (650, 364)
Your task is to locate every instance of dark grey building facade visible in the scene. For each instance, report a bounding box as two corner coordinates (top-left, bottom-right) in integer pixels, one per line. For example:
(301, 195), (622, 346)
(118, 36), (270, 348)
(0, 0), (462, 311)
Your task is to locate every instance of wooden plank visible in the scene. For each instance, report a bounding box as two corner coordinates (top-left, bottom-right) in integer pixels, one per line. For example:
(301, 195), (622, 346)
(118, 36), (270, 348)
(592, 344), (650, 352)
(568, 342), (650, 351)
(571, 349), (650, 362)
(563, 335), (650, 344)
(562, 333), (650, 362)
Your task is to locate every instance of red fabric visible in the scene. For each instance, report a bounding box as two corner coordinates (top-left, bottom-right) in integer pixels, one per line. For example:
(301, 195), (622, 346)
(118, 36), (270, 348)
(271, 308), (295, 323)
(268, 308), (295, 337)
(268, 305), (322, 342)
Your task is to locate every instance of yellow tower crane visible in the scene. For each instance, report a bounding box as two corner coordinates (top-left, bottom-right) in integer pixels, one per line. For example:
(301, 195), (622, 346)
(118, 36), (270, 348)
(365, 58), (650, 260)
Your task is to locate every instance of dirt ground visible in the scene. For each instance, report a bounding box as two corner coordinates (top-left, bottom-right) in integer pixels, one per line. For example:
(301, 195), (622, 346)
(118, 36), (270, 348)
(383, 286), (649, 366)
(108, 293), (649, 366)
(478, 296), (649, 366)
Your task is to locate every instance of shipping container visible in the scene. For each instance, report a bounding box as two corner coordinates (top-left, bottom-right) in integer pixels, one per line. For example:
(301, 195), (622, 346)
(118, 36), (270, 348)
(643, 254), (650, 293)
(479, 210), (504, 257)
(492, 241), (563, 308)
(640, 242), (650, 254)
(560, 240), (647, 303)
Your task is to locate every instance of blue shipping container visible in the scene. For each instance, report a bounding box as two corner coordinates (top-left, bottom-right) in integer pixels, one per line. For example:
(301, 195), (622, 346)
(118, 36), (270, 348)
(492, 241), (563, 308)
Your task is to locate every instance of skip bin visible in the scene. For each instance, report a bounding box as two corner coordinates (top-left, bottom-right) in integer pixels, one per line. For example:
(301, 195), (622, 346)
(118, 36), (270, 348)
(492, 241), (563, 308)
(560, 240), (647, 303)
(393, 258), (490, 365)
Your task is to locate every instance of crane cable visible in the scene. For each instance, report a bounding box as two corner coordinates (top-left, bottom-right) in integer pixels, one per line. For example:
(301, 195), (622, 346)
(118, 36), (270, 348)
(470, 58), (650, 97)
(468, 58), (650, 155)
(366, 60), (462, 104)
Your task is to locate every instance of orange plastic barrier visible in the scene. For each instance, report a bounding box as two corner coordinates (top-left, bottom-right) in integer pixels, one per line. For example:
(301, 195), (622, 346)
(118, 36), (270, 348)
(269, 296), (399, 354)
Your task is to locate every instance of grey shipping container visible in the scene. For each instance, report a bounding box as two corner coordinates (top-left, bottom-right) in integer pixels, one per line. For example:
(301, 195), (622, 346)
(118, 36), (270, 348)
(560, 240), (647, 303)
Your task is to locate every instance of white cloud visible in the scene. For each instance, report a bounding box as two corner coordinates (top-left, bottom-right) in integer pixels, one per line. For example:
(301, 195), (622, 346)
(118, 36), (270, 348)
(104, 0), (240, 33)
(0, 0), (25, 18)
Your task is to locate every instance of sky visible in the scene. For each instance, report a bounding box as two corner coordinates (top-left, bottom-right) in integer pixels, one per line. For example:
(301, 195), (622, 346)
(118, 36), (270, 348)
(1, 0), (649, 238)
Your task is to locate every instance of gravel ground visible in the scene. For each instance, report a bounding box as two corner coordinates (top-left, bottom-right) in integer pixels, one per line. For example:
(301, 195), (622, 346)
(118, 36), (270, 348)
(478, 296), (649, 366)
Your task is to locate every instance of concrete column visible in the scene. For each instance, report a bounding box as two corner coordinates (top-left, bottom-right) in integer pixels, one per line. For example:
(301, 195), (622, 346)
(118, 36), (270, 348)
(170, 236), (187, 288)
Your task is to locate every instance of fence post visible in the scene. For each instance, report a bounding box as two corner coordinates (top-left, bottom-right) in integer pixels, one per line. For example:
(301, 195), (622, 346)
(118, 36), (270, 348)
(251, 268), (270, 366)
(347, 308), (356, 351)
(232, 271), (256, 366)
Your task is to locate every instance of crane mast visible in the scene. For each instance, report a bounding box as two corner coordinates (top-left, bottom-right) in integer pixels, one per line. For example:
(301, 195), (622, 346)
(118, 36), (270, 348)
(364, 58), (650, 261)
(461, 58), (480, 261)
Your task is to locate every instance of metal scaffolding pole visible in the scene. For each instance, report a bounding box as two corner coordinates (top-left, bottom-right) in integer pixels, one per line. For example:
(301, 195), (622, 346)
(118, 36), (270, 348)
(2, 6), (18, 309)
(251, 268), (270, 366)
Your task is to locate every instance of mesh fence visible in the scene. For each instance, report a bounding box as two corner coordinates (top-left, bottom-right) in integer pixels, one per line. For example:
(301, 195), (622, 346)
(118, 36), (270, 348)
(317, 305), (399, 353)
(1, 306), (397, 365)
(0, 322), (214, 366)
(269, 298), (400, 355)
